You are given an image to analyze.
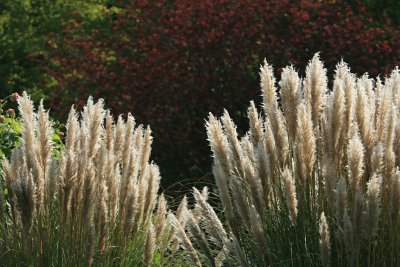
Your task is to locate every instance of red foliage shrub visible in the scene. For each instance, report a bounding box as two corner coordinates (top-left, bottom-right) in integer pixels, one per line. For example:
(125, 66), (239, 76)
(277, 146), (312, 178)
(45, 0), (400, 186)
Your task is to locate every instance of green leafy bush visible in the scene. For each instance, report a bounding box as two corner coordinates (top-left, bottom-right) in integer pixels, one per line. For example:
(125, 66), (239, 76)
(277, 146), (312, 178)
(0, 113), (20, 159)
(0, 0), (109, 100)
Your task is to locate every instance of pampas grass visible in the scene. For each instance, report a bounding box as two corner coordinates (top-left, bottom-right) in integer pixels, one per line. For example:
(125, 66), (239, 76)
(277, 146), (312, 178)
(182, 54), (400, 266)
(0, 92), (188, 266)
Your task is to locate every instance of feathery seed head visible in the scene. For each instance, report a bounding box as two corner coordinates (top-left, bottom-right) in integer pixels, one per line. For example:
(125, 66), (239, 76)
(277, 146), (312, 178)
(371, 143), (383, 175)
(206, 113), (230, 168)
(304, 53), (327, 125)
(326, 79), (345, 158)
(247, 101), (263, 146)
(280, 65), (302, 142)
(295, 102), (316, 181)
(347, 130), (364, 189)
(260, 59), (277, 113)
(282, 167), (297, 225)
(390, 67), (400, 105)
(365, 173), (382, 238)
(145, 222), (156, 266)
(319, 212), (331, 267)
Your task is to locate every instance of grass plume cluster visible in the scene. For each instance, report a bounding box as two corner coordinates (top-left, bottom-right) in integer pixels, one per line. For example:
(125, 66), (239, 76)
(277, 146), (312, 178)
(0, 93), (188, 266)
(173, 54), (400, 266)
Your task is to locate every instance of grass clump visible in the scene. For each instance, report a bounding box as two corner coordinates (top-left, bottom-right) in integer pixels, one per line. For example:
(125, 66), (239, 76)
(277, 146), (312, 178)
(0, 92), (188, 266)
(173, 54), (400, 266)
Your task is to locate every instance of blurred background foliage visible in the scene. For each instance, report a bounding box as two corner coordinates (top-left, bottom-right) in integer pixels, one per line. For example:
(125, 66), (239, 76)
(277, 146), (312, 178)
(0, 0), (399, 191)
(0, 0), (105, 99)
